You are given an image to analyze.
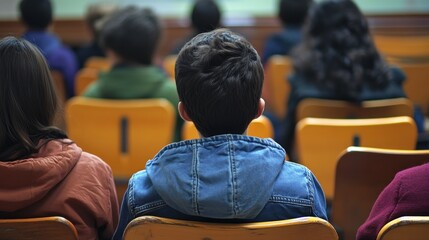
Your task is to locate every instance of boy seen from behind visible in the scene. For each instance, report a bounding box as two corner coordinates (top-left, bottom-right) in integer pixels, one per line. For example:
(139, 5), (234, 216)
(83, 7), (182, 141)
(113, 29), (327, 239)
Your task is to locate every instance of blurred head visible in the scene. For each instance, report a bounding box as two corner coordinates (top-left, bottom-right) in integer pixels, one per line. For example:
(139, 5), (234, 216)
(175, 29), (264, 137)
(191, 0), (221, 33)
(278, 0), (313, 26)
(100, 6), (161, 65)
(292, 0), (389, 99)
(19, 0), (53, 31)
(0, 37), (66, 161)
(85, 3), (118, 39)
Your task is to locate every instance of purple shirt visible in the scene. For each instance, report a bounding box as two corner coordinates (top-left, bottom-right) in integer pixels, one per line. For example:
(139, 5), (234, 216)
(23, 31), (78, 98)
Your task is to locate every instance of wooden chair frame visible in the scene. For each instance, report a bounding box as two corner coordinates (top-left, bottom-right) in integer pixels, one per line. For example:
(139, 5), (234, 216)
(331, 147), (429, 240)
(123, 216), (339, 240)
(296, 116), (417, 200)
(0, 216), (78, 240)
(376, 216), (429, 240)
(264, 55), (292, 119)
(181, 115), (274, 140)
(296, 98), (414, 122)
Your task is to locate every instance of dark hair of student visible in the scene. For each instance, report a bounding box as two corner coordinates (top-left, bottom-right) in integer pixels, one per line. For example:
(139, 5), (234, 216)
(0, 37), (67, 162)
(19, 0), (53, 30)
(292, 0), (390, 100)
(99, 6), (161, 65)
(175, 29), (264, 137)
(191, 0), (221, 33)
(278, 0), (313, 26)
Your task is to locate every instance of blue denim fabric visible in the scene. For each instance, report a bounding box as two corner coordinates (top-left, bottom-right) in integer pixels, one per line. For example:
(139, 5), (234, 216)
(112, 135), (327, 240)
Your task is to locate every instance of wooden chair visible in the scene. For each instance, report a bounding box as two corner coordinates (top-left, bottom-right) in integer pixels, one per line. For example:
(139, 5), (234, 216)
(373, 34), (429, 61)
(331, 147), (429, 240)
(296, 98), (414, 122)
(74, 68), (99, 95)
(264, 55), (292, 119)
(0, 216), (78, 240)
(84, 56), (111, 71)
(181, 115), (274, 140)
(50, 70), (67, 130)
(295, 116), (417, 200)
(66, 97), (175, 201)
(123, 216), (339, 240)
(376, 216), (429, 240)
(395, 62), (429, 115)
(162, 55), (177, 79)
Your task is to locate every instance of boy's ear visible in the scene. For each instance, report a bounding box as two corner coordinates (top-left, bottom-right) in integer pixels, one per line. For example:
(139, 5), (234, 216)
(254, 98), (265, 119)
(178, 101), (192, 121)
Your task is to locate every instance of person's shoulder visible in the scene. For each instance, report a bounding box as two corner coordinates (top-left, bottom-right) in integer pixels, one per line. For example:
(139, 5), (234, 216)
(396, 162), (429, 182)
(273, 161), (323, 203)
(79, 151), (113, 174)
(282, 161), (312, 176)
(388, 66), (406, 83)
(278, 161), (316, 186)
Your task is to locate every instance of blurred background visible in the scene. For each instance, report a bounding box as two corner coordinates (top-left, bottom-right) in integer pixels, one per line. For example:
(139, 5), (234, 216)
(1, 0), (428, 59)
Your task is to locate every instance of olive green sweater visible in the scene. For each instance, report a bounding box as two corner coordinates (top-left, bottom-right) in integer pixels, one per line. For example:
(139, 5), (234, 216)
(83, 66), (182, 141)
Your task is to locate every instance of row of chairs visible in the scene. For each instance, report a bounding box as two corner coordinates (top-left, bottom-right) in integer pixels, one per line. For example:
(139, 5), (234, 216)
(1, 214), (428, 240)
(293, 97), (419, 240)
(64, 95), (417, 203)
(64, 95), (423, 240)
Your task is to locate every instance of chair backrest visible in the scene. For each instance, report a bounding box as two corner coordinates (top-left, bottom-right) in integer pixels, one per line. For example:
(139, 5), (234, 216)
(0, 216), (78, 240)
(162, 55), (177, 79)
(123, 216), (339, 240)
(331, 147), (429, 240)
(84, 57), (111, 71)
(396, 62), (429, 115)
(296, 116), (417, 200)
(376, 216), (429, 240)
(74, 68), (100, 96)
(373, 34), (429, 61)
(66, 97), (175, 178)
(50, 70), (67, 130)
(296, 98), (414, 122)
(181, 115), (274, 140)
(264, 55), (292, 119)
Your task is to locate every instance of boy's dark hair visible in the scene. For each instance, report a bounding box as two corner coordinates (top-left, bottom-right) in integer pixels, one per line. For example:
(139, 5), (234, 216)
(175, 29), (264, 137)
(19, 0), (53, 30)
(191, 0), (221, 33)
(100, 6), (161, 65)
(278, 0), (313, 26)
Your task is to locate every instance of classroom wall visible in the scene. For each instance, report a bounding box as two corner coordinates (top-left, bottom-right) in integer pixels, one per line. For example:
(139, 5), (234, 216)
(1, 0), (429, 20)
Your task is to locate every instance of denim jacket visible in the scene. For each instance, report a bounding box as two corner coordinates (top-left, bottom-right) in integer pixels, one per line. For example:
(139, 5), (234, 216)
(113, 135), (327, 239)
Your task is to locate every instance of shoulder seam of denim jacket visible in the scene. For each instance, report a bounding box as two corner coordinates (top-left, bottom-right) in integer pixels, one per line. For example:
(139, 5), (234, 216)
(191, 141), (200, 215)
(228, 135), (239, 216)
(128, 174), (137, 216)
(134, 200), (167, 216)
(269, 196), (312, 206)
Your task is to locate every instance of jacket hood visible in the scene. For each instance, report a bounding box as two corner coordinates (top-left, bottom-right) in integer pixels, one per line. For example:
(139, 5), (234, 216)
(146, 135), (286, 219)
(0, 140), (81, 212)
(97, 66), (170, 99)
